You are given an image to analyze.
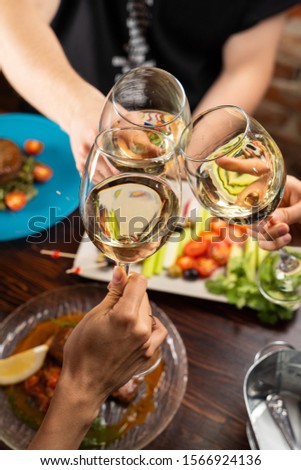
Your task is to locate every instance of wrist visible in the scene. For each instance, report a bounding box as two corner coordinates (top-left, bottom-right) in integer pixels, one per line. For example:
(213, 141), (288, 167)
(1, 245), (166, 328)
(64, 80), (105, 135)
(57, 370), (107, 418)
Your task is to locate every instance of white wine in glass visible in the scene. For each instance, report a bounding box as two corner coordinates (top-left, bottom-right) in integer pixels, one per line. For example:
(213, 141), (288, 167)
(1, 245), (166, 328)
(80, 128), (181, 377)
(99, 66), (191, 149)
(81, 128), (181, 273)
(180, 105), (301, 307)
(181, 105), (285, 226)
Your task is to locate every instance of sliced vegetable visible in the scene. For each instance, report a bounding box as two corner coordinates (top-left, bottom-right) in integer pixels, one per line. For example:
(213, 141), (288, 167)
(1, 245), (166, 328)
(176, 226), (193, 257)
(141, 251), (158, 278)
(205, 237), (293, 324)
(154, 244), (167, 275)
(162, 238), (179, 269)
(194, 206), (211, 236)
(244, 236), (257, 282)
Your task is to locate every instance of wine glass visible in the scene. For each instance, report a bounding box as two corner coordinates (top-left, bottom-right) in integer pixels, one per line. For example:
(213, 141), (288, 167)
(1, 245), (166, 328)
(180, 104), (301, 306)
(257, 249), (301, 309)
(80, 127), (182, 376)
(99, 66), (191, 149)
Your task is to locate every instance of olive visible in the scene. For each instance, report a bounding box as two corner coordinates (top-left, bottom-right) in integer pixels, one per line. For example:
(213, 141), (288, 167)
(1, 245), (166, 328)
(97, 253), (106, 263)
(167, 264), (182, 278)
(183, 268), (200, 281)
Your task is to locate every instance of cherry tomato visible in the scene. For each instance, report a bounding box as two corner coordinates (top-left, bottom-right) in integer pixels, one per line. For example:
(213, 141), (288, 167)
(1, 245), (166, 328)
(183, 239), (209, 258)
(199, 230), (221, 245)
(24, 139), (44, 156)
(228, 224), (248, 244)
(195, 256), (219, 278)
(210, 218), (229, 238)
(33, 163), (53, 182)
(208, 241), (231, 266)
(5, 190), (27, 211)
(176, 256), (197, 271)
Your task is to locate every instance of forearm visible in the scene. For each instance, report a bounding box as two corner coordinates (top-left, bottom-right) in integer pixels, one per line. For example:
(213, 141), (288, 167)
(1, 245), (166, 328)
(0, 0), (104, 134)
(193, 64), (273, 117)
(28, 376), (105, 450)
(194, 13), (286, 117)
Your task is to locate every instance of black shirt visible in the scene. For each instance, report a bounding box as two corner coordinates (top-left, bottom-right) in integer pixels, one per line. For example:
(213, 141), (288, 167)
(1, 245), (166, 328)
(50, 0), (299, 110)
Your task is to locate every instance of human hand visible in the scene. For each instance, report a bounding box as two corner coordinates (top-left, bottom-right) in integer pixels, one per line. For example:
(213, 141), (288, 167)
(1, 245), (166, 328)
(111, 109), (166, 158)
(28, 266), (167, 449)
(113, 127), (162, 159)
(216, 154), (270, 176)
(214, 145), (272, 212)
(61, 266), (167, 404)
(248, 175), (301, 250)
(68, 86), (105, 174)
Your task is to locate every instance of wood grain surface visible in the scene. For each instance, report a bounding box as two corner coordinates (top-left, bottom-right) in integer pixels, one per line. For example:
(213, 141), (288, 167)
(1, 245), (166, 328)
(1, 210), (301, 450)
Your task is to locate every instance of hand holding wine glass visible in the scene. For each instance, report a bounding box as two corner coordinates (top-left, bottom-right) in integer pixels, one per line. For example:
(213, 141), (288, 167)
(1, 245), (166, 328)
(180, 104), (301, 307)
(80, 127), (181, 376)
(248, 175), (301, 250)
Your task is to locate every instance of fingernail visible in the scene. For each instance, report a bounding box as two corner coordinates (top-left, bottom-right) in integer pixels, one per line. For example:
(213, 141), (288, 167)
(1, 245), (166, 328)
(282, 234), (291, 244)
(112, 266), (123, 284)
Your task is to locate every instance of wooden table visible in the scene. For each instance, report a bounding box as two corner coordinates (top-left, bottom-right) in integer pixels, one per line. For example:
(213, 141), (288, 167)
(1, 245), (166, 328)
(1, 210), (301, 450)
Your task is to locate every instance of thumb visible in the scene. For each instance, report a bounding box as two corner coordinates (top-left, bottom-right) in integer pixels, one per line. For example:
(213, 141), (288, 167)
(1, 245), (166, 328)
(101, 266), (128, 310)
(271, 204), (301, 226)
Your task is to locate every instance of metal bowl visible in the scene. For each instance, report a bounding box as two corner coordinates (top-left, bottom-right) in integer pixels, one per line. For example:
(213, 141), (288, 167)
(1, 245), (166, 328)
(244, 341), (301, 450)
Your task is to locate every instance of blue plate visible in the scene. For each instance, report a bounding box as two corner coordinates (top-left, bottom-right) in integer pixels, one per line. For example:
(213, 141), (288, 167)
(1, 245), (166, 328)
(0, 113), (80, 241)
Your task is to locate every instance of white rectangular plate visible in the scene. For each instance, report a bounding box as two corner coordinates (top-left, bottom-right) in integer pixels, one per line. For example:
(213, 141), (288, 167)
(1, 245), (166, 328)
(74, 234), (227, 302)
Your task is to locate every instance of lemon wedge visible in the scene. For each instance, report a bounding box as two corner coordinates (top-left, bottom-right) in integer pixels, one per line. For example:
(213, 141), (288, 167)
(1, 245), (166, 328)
(0, 344), (49, 385)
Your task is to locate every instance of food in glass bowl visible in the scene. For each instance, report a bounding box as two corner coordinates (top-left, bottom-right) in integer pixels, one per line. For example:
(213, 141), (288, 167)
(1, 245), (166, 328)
(4, 312), (164, 448)
(0, 138), (53, 211)
(0, 284), (187, 450)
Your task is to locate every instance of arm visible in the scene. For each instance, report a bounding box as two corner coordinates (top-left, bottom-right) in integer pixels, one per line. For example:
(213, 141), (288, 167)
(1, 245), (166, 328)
(28, 267), (167, 449)
(193, 13), (287, 116)
(0, 0), (104, 171)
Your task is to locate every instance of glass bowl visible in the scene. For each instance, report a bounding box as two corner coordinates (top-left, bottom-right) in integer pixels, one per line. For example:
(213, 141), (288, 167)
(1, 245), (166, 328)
(0, 283), (188, 449)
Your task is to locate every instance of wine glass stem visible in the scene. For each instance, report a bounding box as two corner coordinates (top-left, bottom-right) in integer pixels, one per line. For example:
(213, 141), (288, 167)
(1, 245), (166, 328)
(117, 262), (130, 276)
(279, 247), (299, 273)
(260, 223), (299, 273)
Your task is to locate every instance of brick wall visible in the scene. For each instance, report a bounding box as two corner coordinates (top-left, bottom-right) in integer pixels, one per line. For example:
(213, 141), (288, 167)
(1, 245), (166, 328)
(255, 4), (301, 178)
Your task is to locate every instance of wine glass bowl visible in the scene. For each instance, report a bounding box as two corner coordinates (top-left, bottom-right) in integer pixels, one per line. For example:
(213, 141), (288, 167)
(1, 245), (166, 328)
(80, 127), (181, 269)
(180, 104), (301, 308)
(80, 127), (181, 378)
(180, 105), (286, 226)
(257, 249), (301, 309)
(99, 66), (191, 148)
